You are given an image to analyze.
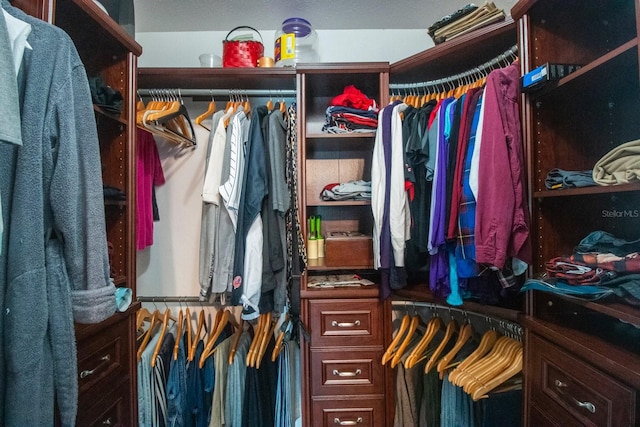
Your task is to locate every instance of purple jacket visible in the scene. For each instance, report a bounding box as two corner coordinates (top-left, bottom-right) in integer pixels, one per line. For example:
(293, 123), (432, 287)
(475, 63), (532, 269)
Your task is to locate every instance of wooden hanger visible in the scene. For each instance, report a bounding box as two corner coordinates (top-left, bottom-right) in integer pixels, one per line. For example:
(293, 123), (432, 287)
(195, 93), (217, 131)
(137, 309), (160, 361)
(450, 333), (505, 387)
(185, 307), (193, 357)
(405, 314), (444, 369)
(470, 347), (523, 401)
(199, 309), (231, 369)
(448, 329), (498, 385)
(228, 319), (246, 365)
(249, 313), (272, 368)
(136, 306), (154, 334)
(271, 315), (291, 362)
(462, 337), (521, 394)
(390, 315), (420, 368)
(424, 319), (459, 374)
(256, 313), (276, 369)
(151, 308), (173, 367)
(188, 309), (206, 362)
(382, 313), (411, 365)
(173, 307), (184, 360)
(246, 314), (265, 368)
(437, 322), (473, 378)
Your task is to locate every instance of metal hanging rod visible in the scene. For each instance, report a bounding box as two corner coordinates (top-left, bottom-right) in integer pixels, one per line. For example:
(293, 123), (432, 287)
(391, 300), (523, 339)
(137, 88), (297, 97)
(389, 44), (518, 92)
(137, 295), (223, 305)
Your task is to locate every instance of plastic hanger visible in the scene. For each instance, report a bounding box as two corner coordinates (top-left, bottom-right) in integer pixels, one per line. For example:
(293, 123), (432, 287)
(424, 318), (459, 374)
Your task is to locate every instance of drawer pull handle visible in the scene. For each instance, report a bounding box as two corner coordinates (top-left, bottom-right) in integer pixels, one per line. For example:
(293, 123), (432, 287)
(333, 369), (362, 377)
(554, 379), (596, 414)
(334, 417), (362, 425)
(80, 354), (111, 379)
(102, 417), (113, 425)
(331, 320), (361, 328)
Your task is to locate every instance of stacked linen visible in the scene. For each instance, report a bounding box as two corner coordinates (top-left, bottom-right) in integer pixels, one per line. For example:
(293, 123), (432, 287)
(322, 85), (379, 134)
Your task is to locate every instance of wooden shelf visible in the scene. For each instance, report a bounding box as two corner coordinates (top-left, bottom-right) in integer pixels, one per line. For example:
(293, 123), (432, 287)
(306, 132), (377, 139)
(306, 258), (374, 270)
(390, 18), (516, 84)
(54, 0), (141, 55)
(528, 38), (638, 100)
(393, 283), (522, 322)
(533, 182), (640, 198)
(138, 67), (296, 90)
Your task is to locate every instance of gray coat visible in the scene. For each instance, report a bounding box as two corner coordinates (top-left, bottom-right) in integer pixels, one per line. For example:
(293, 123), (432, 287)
(1, 2), (116, 426)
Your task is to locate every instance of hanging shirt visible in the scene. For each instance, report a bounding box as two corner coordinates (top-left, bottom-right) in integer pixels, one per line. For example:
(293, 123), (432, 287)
(136, 128), (166, 250)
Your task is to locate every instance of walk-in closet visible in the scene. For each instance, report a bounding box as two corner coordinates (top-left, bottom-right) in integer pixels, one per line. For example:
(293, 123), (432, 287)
(2, 0), (640, 426)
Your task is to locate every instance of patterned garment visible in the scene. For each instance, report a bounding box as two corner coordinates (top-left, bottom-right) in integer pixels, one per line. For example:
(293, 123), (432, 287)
(285, 102), (306, 275)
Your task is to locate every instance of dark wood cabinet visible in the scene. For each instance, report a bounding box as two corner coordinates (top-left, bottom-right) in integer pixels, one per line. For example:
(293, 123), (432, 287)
(296, 63), (393, 427)
(12, 0), (141, 424)
(513, 0), (640, 425)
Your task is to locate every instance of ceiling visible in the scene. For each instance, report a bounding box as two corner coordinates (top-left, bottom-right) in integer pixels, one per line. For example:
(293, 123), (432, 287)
(133, 0), (517, 33)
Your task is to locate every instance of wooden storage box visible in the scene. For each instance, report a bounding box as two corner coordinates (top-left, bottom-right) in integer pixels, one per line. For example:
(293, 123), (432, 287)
(324, 231), (373, 267)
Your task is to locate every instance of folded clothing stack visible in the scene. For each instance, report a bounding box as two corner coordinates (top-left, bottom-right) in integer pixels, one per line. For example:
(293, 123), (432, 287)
(320, 180), (372, 201)
(427, 2), (506, 45)
(322, 85), (379, 134)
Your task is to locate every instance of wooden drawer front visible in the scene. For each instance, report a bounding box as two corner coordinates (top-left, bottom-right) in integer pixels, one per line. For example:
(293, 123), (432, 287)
(311, 349), (384, 396)
(312, 398), (385, 427)
(529, 334), (636, 427)
(77, 382), (132, 427)
(309, 299), (382, 347)
(77, 315), (130, 396)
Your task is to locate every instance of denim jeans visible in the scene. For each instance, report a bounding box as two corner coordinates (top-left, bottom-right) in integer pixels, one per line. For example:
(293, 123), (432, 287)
(167, 337), (187, 427)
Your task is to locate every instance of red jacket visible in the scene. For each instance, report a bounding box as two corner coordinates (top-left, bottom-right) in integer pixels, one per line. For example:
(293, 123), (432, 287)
(475, 63), (532, 269)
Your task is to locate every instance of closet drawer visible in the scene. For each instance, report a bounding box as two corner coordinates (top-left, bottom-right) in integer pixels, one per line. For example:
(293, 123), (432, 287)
(310, 349), (384, 396)
(76, 381), (132, 427)
(76, 314), (131, 397)
(308, 299), (383, 347)
(312, 398), (385, 427)
(528, 333), (636, 427)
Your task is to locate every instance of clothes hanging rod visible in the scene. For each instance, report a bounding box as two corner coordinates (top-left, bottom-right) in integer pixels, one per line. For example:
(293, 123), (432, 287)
(137, 88), (297, 97)
(391, 300), (523, 338)
(137, 296), (219, 304)
(389, 44), (518, 91)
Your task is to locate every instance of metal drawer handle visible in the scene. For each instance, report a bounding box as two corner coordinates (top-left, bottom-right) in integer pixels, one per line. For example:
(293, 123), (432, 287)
(102, 417), (113, 425)
(334, 417), (363, 425)
(80, 354), (111, 379)
(554, 380), (596, 414)
(333, 369), (362, 377)
(331, 320), (361, 328)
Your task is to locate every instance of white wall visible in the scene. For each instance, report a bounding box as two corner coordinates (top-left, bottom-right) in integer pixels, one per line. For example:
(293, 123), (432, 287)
(136, 29), (433, 67)
(135, 28), (432, 299)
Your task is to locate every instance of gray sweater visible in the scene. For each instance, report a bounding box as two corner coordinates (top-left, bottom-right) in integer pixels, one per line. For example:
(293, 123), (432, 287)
(1, 2), (116, 426)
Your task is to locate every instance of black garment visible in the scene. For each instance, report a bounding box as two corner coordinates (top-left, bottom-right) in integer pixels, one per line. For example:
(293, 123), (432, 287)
(242, 336), (278, 427)
(444, 98), (464, 235)
(474, 388), (522, 427)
